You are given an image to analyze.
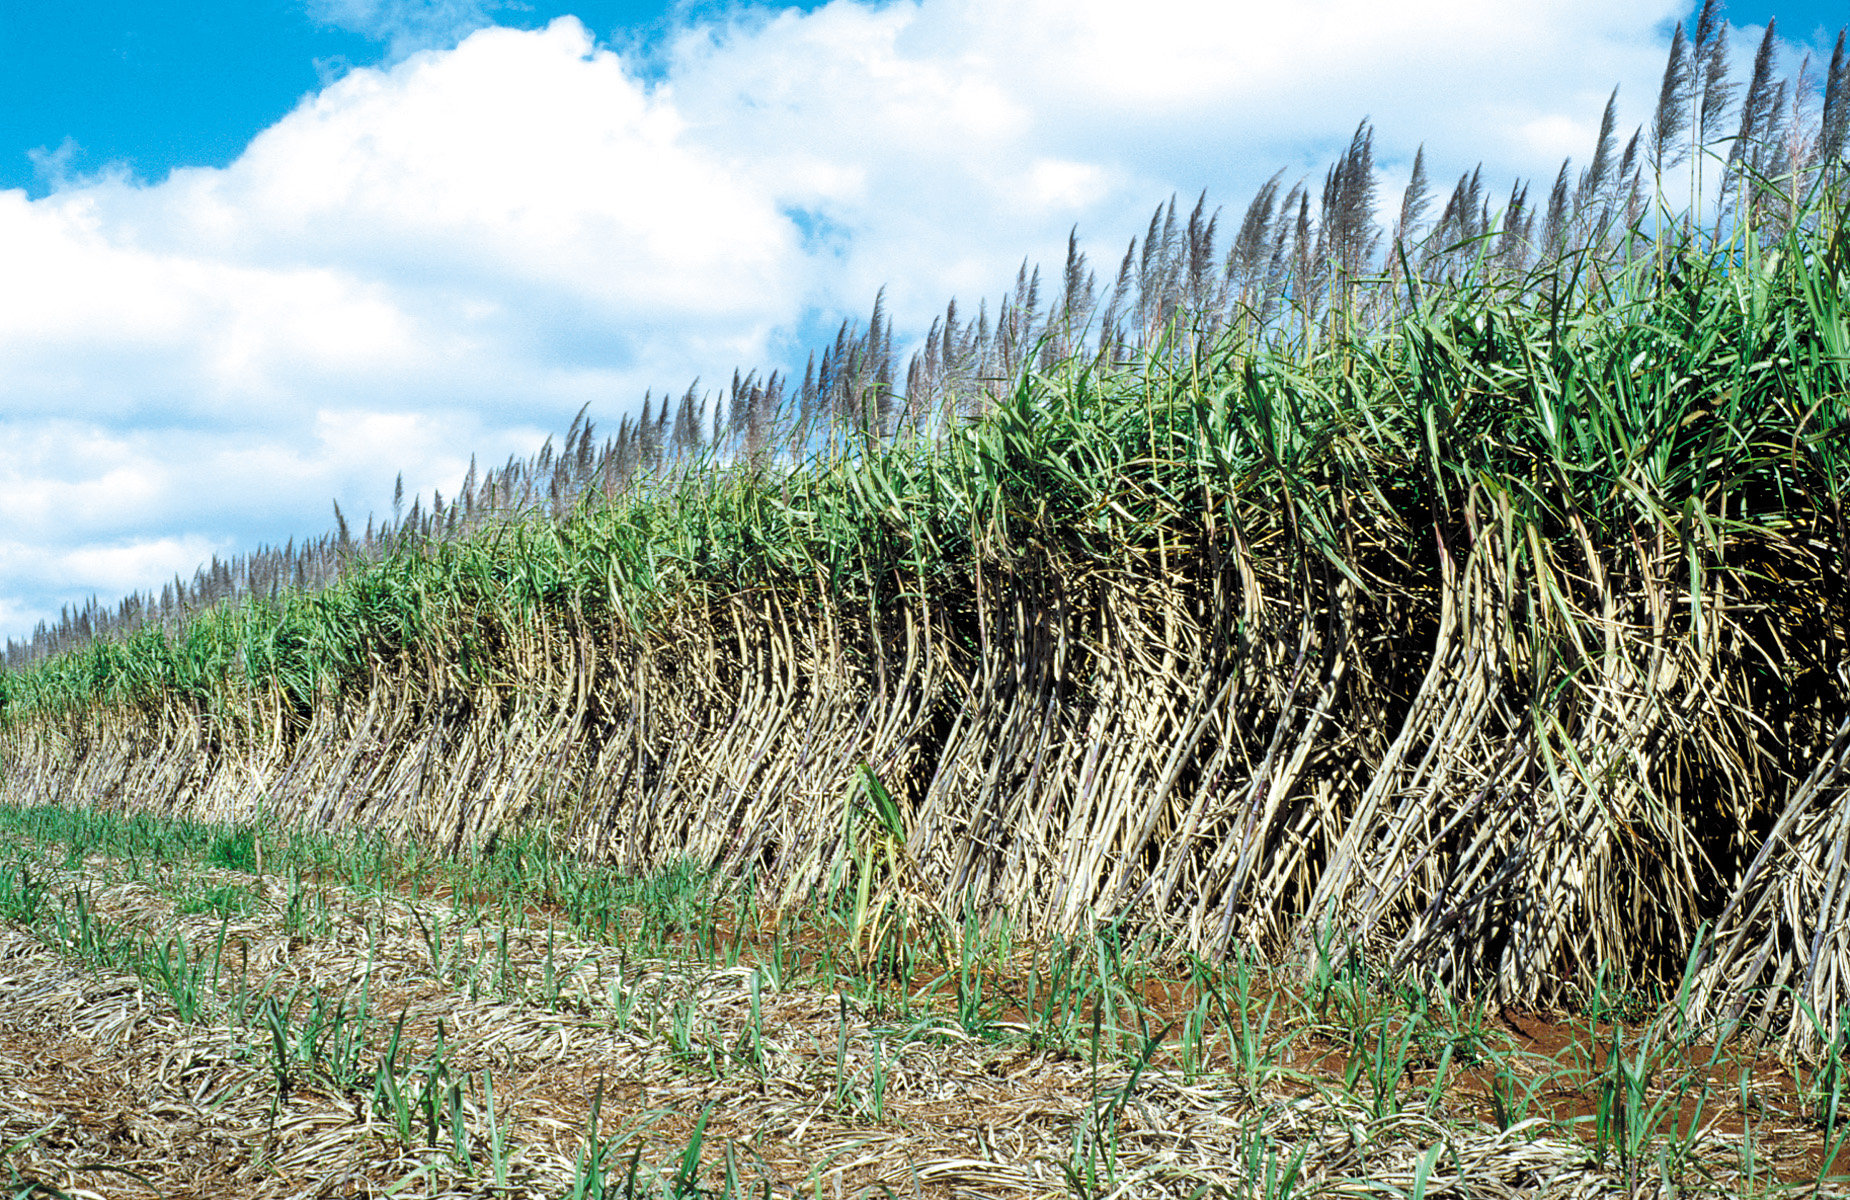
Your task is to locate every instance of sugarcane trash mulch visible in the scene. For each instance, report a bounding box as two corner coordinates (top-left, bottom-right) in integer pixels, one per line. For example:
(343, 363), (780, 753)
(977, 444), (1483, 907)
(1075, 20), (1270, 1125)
(0, 859), (1833, 1199)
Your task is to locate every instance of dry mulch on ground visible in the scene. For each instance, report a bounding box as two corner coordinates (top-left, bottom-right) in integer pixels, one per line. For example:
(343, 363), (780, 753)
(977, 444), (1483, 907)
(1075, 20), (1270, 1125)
(0, 856), (1818, 1199)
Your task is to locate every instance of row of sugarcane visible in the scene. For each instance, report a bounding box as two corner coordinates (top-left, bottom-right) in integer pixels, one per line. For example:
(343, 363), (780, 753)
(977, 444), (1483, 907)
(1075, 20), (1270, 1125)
(7, 188), (1850, 1054)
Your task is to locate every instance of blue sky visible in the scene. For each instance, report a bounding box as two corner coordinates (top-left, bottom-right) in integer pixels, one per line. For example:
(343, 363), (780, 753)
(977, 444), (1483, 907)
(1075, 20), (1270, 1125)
(1773, 0), (1850, 41)
(0, 0), (1841, 645)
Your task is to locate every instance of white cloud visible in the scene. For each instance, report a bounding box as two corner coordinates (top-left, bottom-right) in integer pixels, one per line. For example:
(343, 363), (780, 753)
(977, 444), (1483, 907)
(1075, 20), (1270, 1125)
(0, 532), (229, 637)
(656, 0), (1692, 328)
(57, 537), (232, 597)
(0, 1), (1791, 644)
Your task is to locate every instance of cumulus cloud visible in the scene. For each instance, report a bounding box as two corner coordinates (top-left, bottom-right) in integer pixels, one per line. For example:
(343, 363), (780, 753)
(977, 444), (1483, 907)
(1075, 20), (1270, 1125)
(0, 0), (1787, 643)
(659, 0), (1692, 326)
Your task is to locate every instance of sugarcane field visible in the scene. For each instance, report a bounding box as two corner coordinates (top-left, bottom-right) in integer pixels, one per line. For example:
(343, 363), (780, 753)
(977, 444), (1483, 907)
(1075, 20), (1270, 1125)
(12, 1), (1850, 1194)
